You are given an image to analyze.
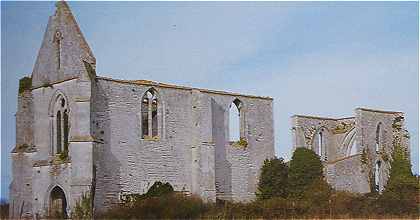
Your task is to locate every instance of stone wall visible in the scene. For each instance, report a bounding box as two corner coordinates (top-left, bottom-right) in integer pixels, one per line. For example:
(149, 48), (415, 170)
(291, 108), (411, 194)
(355, 108), (409, 193)
(10, 78), (94, 218)
(325, 155), (370, 193)
(9, 90), (35, 218)
(92, 78), (275, 211)
(291, 115), (356, 162)
(9, 152), (35, 218)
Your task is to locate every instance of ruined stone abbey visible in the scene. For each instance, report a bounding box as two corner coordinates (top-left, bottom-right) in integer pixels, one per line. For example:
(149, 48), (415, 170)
(9, 2), (411, 218)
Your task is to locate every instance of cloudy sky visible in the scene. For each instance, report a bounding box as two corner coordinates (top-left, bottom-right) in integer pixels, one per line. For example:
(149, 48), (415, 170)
(1, 1), (418, 200)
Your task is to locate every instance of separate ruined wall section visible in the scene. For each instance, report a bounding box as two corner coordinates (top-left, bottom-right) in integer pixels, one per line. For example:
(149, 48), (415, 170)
(291, 108), (411, 194)
(355, 108), (410, 193)
(291, 115), (356, 162)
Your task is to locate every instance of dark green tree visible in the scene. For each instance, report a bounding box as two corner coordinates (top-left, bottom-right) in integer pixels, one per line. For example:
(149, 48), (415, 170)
(256, 157), (289, 200)
(378, 144), (419, 215)
(145, 181), (174, 197)
(288, 147), (324, 199)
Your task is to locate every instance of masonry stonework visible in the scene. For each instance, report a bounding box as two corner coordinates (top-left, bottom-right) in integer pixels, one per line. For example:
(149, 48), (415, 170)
(292, 108), (411, 194)
(10, 1), (411, 219)
(9, 2), (274, 218)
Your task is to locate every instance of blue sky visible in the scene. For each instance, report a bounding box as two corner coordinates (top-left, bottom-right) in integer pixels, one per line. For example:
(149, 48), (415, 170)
(1, 1), (418, 200)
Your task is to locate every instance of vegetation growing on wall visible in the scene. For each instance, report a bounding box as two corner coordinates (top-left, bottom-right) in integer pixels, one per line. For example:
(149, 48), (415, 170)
(392, 116), (404, 130)
(332, 121), (354, 134)
(97, 147), (419, 219)
(360, 148), (369, 165)
(232, 137), (248, 149)
(57, 149), (69, 162)
(17, 144), (30, 152)
(142, 135), (160, 141)
(73, 192), (92, 219)
(379, 148), (390, 162)
(378, 143), (419, 215)
(18, 76), (32, 94)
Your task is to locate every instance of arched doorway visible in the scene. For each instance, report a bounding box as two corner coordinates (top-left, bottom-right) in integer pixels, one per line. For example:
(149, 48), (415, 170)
(49, 186), (68, 218)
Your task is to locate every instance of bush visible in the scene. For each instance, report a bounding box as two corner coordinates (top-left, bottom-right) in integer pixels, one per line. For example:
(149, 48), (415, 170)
(72, 192), (92, 219)
(0, 201), (9, 219)
(301, 177), (332, 215)
(288, 147), (324, 198)
(18, 76), (32, 94)
(144, 181), (174, 197)
(378, 144), (419, 215)
(98, 181), (210, 219)
(99, 193), (209, 219)
(256, 157), (288, 200)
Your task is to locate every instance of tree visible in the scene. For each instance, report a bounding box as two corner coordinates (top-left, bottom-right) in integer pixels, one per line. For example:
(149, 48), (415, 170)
(301, 177), (332, 215)
(378, 144), (419, 215)
(288, 147), (324, 199)
(145, 181), (174, 197)
(256, 157), (289, 200)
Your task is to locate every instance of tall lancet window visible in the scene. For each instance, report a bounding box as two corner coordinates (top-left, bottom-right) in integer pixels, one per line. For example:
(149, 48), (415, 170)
(51, 94), (69, 155)
(141, 89), (159, 139)
(56, 111), (62, 153)
(54, 31), (63, 70)
(229, 99), (242, 141)
(315, 129), (327, 161)
(63, 110), (69, 152)
(317, 131), (323, 157)
(374, 161), (382, 192)
(318, 132), (322, 154)
(375, 123), (382, 153)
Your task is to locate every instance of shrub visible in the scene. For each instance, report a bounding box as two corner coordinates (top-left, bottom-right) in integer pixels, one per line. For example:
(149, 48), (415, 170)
(18, 76), (32, 94)
(72, 192), (92, 219)
(378, 144), (419, 215)
(0, 201), (9, 219)
(144, 181), (174, 197)
(99, 193), (209, 219)
(301, 177), (332, 215)
(57, 149), (69, 161)
(288, 147), (324, 198)
(256, 157), (288, 200)
(232, 137), (248, 148)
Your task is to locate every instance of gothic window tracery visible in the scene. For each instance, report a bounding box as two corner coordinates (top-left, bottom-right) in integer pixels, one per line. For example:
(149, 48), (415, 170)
(141, 88), (159, 139)
(344, 128), (357, 156)
(52, 94), (69, 155)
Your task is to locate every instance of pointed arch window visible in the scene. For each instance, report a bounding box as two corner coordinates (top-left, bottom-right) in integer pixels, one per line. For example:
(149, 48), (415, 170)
(375, 123), (382, 153)
(63, 110), (69, 152)
(344, 128), (358, 156)
(349, 139), (357, 155)
(314, 128), (327, 161)
(229, 99), (243, 142)
(141, 89), (159, 139)
(51, 95), (69, 155)
(317, 131), (323, 156)
(56, 111), (62, 153)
